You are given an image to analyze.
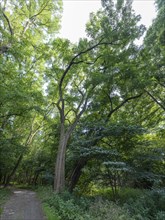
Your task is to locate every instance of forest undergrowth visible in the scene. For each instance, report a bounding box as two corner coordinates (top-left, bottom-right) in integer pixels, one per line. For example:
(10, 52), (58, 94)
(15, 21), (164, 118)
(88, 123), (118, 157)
(36, 186), (165, 220)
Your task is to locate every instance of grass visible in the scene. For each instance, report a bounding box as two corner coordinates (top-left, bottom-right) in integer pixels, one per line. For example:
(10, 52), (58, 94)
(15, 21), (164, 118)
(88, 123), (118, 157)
(43, 204), (61, 220)
(0, 188), (11, 214)
(36, 186), (61, 220)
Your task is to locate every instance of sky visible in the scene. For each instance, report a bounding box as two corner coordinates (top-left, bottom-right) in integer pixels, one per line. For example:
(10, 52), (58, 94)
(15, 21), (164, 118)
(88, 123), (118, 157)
(59, 0), (157, 43)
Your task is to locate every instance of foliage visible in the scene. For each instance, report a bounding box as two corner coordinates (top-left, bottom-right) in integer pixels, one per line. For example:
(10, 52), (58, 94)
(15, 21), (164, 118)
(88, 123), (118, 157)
(123, 188), (165, 220)
(67, 122), (162, 195)
(0, 188), (11, 214)
(0, 0), (164, 210)
(0, 0), (62, 186)
(37, 186), (165, 220)
(88, 200), (133, 220)
(42, 204), (60, 220)
(143, 0), (165, 112)
(36, 186), (133, 220)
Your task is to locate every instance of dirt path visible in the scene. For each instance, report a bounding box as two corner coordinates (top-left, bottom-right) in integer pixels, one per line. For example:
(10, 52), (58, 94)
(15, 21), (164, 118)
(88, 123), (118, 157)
(0, 189), (47, 220)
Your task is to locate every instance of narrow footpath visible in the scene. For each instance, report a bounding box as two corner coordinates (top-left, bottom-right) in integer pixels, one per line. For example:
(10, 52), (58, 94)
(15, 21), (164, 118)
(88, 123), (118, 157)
(0, 189), (46, 220)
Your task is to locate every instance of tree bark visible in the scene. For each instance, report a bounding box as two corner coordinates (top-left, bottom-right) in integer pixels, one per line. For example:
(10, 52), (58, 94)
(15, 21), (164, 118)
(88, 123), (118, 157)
(54, 124), (70, 193)
(4, 154), (23, 187)
(68, 158), (87, 192)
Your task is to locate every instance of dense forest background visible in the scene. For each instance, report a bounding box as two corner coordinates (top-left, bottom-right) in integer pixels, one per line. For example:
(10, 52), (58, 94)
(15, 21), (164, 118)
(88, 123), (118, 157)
(0, 0), (164, 202)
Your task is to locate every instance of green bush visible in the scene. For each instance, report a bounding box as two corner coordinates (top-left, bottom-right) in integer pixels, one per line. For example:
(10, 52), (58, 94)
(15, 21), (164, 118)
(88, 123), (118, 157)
(149, 189), (165, 212)
(36, 186), (133, 220)
(88, 199), (134, 220)
(123, 188), (165, 220)
(124, 197), (154, 220)
(43, 204), (61, 220)
(155, 211), (165, 220)
(37, 187), (90, 220)
(0, 188), (11, 214)
(37, 187), (165, 220)
(117, 188), (144, 203)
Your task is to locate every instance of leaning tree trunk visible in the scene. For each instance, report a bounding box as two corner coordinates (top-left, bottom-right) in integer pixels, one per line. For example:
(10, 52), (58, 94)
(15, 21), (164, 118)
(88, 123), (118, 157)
(68, 158), (88, 192)
(4, 154), (23, 187)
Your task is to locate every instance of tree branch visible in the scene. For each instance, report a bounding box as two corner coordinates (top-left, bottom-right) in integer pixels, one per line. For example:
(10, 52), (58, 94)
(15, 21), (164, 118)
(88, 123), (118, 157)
(22, 1), (50, 35)
(157, 81), (165, 89)
(106, 93), (143, 120)
(145, 90), (165, 111)
(2, 11), (13, 36)
(58, 37), (118, 94)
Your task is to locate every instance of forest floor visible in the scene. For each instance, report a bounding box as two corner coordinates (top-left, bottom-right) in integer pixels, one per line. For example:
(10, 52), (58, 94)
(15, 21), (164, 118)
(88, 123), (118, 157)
(0, 189), (46, 220)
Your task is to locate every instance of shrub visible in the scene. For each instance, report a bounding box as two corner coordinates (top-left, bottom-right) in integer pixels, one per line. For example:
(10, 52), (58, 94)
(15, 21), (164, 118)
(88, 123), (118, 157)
(155, 211), (165, 220)
(37, 186), (165, 220)
(117, 188), (144, 203)
(123, 188), (165, 220)
(36, 186), (133, 220)
(88, 199), (134, 220)
(43, 204), (61, 220)
(37, 186), (90, 220)
(0, 188), (11, 214)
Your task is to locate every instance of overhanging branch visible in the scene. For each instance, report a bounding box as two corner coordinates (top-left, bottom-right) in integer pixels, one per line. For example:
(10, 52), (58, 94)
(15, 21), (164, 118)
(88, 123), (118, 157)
(107, 93), (143, 120)
(145, 90), (165, 111)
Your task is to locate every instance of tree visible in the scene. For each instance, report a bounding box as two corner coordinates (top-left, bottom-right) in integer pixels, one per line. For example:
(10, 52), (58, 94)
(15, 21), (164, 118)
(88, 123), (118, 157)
(0, 0), (62, 186)
(46, 0), (145, 193)
(1, 0), (164, 195)
(143, 0), (165, 111)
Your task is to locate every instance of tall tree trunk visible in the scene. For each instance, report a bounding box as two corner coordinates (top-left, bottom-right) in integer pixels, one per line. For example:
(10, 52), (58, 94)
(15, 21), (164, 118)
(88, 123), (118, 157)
(54, 125), (70, 193)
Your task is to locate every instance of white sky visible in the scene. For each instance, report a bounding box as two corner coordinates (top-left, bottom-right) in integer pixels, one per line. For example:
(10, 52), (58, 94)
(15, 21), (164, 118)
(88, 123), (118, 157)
(59, 0), (157, 43)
